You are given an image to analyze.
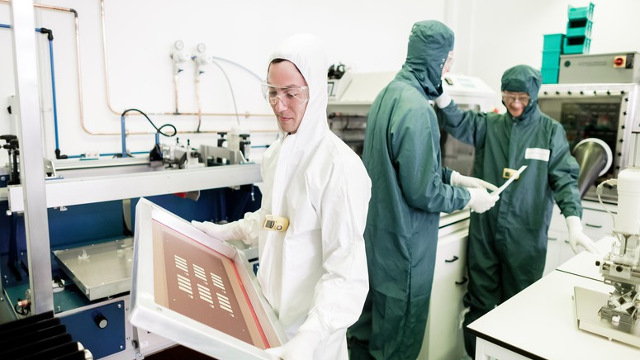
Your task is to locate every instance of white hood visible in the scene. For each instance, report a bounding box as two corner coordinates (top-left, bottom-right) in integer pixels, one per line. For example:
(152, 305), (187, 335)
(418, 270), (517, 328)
(268, 33), (330, 157)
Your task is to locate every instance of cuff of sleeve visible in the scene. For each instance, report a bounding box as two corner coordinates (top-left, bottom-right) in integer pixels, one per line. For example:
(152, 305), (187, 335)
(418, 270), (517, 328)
(450, 170), (461, 186)
(297, 314), (329, 343)
(565, 215), (583, 233)
(435, 92), (452, 108)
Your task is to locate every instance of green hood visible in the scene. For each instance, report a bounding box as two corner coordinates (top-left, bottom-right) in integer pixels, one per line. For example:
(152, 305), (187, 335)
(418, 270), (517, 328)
(501, 65), (542, 119)
(402, 20), (454, 99)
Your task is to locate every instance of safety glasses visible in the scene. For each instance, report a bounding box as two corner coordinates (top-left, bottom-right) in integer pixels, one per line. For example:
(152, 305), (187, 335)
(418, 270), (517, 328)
(444, 53), (455, 72)
(261, 83), (309, 106)
(502, 92), (530, 105)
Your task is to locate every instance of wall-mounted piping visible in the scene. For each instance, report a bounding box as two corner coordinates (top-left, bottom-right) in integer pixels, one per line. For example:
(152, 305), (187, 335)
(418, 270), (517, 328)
(37, 27), (66, 159)
(0, 1), (97, 136)
(2, 0), (276, 144)
(100, 0), (275, 130)
(1, 22), (67, 158)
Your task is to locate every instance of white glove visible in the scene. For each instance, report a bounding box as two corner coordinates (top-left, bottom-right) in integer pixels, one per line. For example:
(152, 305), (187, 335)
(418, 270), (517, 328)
(191, 220), (240, 242)
(435, 91), (452, 108)
(566, 216), (598, 254)
(451, 171), (499, 192)
(264, 331), (321, 360)
(466, 188), (499, 214)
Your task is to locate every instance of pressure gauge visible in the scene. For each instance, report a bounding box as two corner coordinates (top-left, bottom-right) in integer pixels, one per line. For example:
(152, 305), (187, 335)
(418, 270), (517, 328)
(197, 43), (207, 54)
(174, 40), (184, 51)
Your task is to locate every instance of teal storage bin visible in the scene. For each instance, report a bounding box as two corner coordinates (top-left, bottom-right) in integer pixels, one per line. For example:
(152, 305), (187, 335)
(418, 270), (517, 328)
(563, 37), (591, 54)
(566, 19), (593, 38)
(542, 50), (561, 68)
(541, 67), (559, 84)
(543, 34), (565, 51)
(568, 2), (594, 21)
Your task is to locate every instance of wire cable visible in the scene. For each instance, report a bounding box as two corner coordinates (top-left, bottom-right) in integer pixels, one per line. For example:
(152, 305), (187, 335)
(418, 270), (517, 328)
(209, 59), (241, 127)
(120, 108), (176, 157)
(210, 55), (263, 83)
(121, 108), (177, 137)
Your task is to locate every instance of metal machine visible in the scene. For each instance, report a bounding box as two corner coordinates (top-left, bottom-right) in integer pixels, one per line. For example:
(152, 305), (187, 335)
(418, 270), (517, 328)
(555, 52), (640, 347)
(0, 126), (260, 359)
(573, 167), (640, 348)
(538, 83), (640, 202)
(0, 4), (267, 359)
(597, 168), (640, 336)
(1, 161), (262, 359)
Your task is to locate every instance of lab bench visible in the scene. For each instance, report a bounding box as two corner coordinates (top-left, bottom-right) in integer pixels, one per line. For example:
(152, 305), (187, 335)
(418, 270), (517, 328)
(468, 240), (640, 360)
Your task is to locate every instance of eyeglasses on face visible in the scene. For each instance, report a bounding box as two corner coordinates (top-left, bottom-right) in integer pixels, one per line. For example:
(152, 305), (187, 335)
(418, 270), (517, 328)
(502, 92), (530, 104)
(261, 83), (309, 106)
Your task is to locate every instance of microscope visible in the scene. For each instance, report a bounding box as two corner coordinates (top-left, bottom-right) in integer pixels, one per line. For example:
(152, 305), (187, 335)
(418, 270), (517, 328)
(573, 162), (640, 347)
(595, 168), (640, 334)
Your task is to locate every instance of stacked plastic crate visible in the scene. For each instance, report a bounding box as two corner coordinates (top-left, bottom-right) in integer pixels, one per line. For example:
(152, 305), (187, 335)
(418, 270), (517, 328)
(564, 3), (594, 54)
(541, 33), (564, 84)
(541, 3), (594, 84)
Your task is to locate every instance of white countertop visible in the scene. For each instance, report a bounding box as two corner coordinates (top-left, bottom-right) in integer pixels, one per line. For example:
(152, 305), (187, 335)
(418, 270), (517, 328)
(468, 239), (640, 360)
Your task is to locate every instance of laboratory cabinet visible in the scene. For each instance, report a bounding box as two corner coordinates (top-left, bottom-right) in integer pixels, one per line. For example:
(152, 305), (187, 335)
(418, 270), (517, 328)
(418, 217), (469, 360)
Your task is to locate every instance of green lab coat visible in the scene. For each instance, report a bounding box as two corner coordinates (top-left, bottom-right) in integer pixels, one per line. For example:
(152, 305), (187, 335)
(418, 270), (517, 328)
(348, 20), (469, 360)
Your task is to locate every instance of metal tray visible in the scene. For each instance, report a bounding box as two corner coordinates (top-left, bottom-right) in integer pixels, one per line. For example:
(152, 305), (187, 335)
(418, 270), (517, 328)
(53, 237), (133, 301)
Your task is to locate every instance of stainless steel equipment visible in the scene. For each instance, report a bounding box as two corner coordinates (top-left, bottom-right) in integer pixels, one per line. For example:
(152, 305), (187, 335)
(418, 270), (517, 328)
(573, 92), (640, 347)
(538, 83), (640, 202)
(53, 238), (133, 301)
(572, 138), (612, 199)
(559, 52), (640, 84)
(574, 167), (640, 348)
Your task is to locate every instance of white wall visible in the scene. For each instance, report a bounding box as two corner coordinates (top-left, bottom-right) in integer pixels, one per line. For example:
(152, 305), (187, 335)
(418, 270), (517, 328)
(0, 0), (444, 162)
(455, 0), (640, 97)
(1, 0), (639, 164)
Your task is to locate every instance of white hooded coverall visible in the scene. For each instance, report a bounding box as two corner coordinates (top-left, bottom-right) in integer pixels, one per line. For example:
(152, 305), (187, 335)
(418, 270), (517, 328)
(209, 34), (371, 359)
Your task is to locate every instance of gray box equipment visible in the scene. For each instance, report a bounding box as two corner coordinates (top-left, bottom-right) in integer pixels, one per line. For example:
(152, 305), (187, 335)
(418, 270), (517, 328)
(559, 52), (640, 84)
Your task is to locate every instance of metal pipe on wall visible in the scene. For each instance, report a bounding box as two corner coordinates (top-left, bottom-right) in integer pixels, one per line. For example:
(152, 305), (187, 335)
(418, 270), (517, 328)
(99, 0), (275, 128)
(2, 0), (275, 139)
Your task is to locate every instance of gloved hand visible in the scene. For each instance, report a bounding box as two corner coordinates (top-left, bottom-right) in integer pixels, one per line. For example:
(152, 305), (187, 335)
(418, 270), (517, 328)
(264, 331), (321, 360)
(466, 188), (499, 214)
(451, 171), (499, 192)
(191, 220), (239, 242)
(435, 91), (452, 108)
(566, 216), (598, 254)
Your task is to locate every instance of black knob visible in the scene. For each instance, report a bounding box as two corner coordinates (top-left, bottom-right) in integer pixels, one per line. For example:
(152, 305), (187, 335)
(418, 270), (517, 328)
(616, 265), (624, 272)
(94, 314), (108, 329)
(595, 260), (601, 266)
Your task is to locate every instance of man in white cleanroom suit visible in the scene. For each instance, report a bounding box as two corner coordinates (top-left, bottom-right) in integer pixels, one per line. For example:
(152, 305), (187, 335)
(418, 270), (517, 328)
(192, 33), (372, 360)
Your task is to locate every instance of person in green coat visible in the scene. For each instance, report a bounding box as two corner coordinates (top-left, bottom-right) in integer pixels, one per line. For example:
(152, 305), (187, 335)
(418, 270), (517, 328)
(435, 64), (598, 357)
(347, 20), (500, 360)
